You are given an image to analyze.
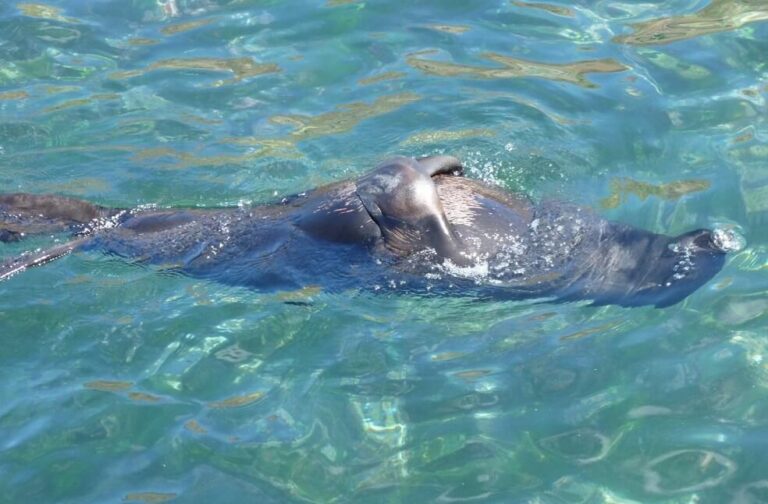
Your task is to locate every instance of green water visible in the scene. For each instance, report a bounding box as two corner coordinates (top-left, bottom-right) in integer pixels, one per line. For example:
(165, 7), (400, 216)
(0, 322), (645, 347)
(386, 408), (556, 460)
(1, 1), (767, 502)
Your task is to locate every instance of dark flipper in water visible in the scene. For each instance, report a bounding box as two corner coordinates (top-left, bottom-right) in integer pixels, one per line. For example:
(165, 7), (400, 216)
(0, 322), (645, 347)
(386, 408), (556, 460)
(0, 194), (123, 281)
(0, 193), (121, 242)
(0, 237), (88, 281)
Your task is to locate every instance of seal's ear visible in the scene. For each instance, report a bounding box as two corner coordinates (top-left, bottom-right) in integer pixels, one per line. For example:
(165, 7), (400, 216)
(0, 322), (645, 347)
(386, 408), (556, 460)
(415, 155), (464, 177)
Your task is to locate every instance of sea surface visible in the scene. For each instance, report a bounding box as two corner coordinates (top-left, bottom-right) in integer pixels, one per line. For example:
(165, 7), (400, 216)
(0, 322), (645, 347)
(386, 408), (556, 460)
(1, 1), (767, 502)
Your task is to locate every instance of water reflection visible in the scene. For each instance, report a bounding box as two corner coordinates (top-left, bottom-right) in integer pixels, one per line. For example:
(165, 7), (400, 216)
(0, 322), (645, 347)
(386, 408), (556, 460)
(615, 0), (768, 45)
(159, 18), (213, 36)
(402, 128), (495, 146)
(109, 57), (280, 86)
(270, 92), (422, 142)
(537, 428), (613, 464)
(17, 3), (81, 24)
(423, 24), (471, 34)
(1, 88), (30, 100)
(512, 1), (574, 18)
(735, 480), (768, 504)
(208, 391), (265, 409)
(358, 70), (406, 86)
(600, 177), (711, 209)
(642, 449), (737, 494)
(123, 492), (177, 503)
(43, 93), (120, 113)
(407, 51), (627, 88)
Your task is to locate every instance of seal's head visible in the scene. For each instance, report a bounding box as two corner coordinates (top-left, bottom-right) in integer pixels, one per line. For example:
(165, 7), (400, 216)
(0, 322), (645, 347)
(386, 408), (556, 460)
(638, 229), (728, 307)
(575, 226), (735, 308)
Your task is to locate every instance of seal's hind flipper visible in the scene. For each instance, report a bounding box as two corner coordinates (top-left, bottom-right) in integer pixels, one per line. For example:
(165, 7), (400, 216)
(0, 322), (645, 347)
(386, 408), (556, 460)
(355, 156), (467, 263)
(0, 238), (87, 282)
(0, 193), (120, 242)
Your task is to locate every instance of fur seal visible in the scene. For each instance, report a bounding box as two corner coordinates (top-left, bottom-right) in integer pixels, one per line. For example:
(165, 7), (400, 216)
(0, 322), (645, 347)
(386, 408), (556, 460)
(0, 155), (731, 307)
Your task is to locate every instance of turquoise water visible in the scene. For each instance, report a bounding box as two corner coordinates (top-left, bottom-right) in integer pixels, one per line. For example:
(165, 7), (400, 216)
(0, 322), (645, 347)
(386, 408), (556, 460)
(1, 0), (767, 502)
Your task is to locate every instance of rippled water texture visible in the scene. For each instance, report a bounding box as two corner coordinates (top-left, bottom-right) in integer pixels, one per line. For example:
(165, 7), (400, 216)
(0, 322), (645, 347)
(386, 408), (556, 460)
(1, 1), (767, 502)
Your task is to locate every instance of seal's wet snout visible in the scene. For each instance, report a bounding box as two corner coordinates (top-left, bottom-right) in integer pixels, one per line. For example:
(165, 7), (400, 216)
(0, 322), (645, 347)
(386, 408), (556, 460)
(640, 229), (728, 308)
(562, 224), (729, 308)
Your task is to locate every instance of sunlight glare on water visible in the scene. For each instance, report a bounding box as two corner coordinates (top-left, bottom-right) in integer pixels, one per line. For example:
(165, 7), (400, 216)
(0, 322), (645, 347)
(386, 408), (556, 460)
(1, 0), (767, 502)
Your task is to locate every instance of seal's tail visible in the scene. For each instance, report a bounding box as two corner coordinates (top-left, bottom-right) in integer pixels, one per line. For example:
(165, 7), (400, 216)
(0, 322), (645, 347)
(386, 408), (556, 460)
(0, 193), (119, 242)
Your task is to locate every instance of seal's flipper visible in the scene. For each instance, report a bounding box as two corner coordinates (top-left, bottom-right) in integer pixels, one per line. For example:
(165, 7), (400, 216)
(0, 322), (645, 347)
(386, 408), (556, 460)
(355, 156), (466, 263)
(0, 193), (120, 241)
(0, 237), (87, 282)
(0, 229), (22, 243)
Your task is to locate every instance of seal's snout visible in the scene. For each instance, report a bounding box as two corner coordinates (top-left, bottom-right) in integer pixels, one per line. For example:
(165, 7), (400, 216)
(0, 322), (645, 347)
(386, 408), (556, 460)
(671, 229), (723, 254)
(610, 227), (731, 308)
(674, 229), (724, 254)
(672, 227), (745, 254)
(711, 226), (747, 253)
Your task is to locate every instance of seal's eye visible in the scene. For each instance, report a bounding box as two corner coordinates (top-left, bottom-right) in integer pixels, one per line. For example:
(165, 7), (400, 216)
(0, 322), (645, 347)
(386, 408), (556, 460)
(668, 229), (725, 255)
(692, 231), (714, 250)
